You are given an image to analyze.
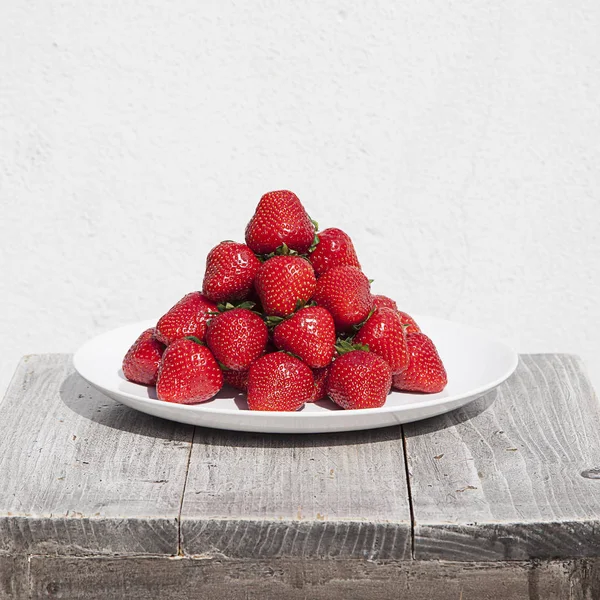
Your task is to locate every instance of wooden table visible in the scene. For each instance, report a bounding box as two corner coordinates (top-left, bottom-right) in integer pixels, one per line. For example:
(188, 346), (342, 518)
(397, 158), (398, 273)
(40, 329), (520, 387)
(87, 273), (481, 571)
(0, 354), (599, 599)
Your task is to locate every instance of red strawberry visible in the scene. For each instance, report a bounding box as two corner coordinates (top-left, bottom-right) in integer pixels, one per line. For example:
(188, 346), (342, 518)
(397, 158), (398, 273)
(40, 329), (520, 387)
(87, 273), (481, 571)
(272, 306), (335, 369)
(354, 307), (410, 375)
(372, 295), (421, 334)
(326, 350), (392, 409)
(254, 256), (317, 317)
(156, 338), (223, 404)
(223, 369), (249, 392)
(205, 308), (268, 371)
(245, 190), (316, 254)
(155, 292), (216, 345)
(311, 366), (330, 402)
(372, 295), (398, 311)
(202, 241), (261, 304)
(309, 228), (360, 276)
(122, 328), (165, 385)
(392, 333), (447, 393)
(398, 311), (421, 335)
(247, 352), (314, 411)
(313, 265), (373, 330)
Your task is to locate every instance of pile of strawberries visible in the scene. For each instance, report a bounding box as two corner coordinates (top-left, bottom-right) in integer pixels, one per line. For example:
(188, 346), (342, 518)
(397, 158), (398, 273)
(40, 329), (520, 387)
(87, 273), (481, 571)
(122, 191), (447, 411)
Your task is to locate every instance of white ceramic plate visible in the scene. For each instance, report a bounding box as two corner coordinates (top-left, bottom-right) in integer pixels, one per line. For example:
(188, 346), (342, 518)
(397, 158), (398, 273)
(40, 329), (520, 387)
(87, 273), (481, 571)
(73, 316), (518, 434)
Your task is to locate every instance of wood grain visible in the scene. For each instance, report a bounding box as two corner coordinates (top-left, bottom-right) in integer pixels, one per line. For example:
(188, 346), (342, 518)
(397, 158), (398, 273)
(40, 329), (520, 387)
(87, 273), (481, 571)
(28, 556), (585, 600)
(404, 354), (600, 560)
(0, 355), (194, 556)
(0, 555), (28, 600)
(180, 426), (411, 559)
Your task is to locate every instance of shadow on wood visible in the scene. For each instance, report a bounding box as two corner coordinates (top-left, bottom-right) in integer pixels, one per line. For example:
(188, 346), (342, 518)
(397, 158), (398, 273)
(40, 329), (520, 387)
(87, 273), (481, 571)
(403, 387), (499, 438)
(59, 371), (193, 441)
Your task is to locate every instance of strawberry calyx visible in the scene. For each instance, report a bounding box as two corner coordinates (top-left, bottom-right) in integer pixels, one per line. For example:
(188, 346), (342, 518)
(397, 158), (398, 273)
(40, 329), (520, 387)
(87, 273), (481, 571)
(281, 349), (303, 361)
(217, 360), (231, 371)
(184, 335), (205, 345)
(263, 299), (318, 328)
(213, 300), (257, 314)
(265, 315), (286, 327)
(334, 338), (370, 355)
(351, 307), (377, 332)
(257, 241), (321, 262)
(259, 242), (299, 260)
(308, 218), (320, 253)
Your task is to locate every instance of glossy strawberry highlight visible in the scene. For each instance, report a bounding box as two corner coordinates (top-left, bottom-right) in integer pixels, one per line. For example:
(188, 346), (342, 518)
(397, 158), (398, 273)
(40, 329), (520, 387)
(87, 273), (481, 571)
(155, 292), (216, 346)
(122, 328), (165, 385)
(273, 306), (336, 369)
(202, 241), (261, 304)
(245, 190), (316, 255)
(206, 308), (268, 371)
(156, 338), (223, 404)
(247, 352), (314, 411)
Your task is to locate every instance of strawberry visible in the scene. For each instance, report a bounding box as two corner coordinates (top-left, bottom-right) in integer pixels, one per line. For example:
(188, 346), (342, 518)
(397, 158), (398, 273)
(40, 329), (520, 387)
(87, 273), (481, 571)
(311, 366), (330, 402)
(372, 295), (421, 334)
(313, 265), (373, 330)
(156, 338), (223, 404)
(354, 307), (410, 375)
(309, 228), (360, 276)
(202, 241), (261, 304)
(245, 190), (316, 255)
(398, 311), (421, 335)
(326, 350), (392, 409)
(122, 328), (165, 385)
(155, 292), (216, 345)
(223, 369), (249, 392)
(247, 352), (314, 411)
(254, 256), (317, 317)
(272, 306), (335, 369)
(372, 295), (398, 311)
(205, 308), (268, 371)
(392, 332), (447, 393)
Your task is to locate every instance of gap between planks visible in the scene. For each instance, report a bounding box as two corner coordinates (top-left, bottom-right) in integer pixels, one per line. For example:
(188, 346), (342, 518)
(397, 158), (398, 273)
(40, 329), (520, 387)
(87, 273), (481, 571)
(401, 424), (416, 559)
(178, 426), (196, 556)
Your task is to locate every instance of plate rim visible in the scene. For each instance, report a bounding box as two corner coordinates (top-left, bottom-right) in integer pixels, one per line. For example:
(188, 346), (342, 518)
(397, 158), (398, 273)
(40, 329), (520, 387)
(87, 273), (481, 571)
(73, 315), (519, 418)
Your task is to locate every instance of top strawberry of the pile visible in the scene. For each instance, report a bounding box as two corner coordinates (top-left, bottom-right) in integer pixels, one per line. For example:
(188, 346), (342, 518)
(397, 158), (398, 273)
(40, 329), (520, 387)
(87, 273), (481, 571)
(122, 190), (447, 411)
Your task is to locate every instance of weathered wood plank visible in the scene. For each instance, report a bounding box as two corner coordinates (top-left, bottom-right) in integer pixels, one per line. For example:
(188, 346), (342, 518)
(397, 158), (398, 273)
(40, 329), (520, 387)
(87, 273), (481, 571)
(0, 355), (194, 556)
(181, 426), (411, 559)
(404, 354), (600, 561)
(28, 556), (584, 600)
(0, 555), (28, 600)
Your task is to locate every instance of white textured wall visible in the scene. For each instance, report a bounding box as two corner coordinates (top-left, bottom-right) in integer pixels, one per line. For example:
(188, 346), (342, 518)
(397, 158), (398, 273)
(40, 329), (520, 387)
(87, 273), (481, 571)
(1, 1), (599, 397)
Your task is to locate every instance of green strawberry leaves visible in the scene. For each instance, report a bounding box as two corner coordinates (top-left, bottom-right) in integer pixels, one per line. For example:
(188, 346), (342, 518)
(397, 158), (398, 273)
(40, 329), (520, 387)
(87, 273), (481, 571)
(334, 338), (370, 355)
(351, 307), (377, 332)
(215, 300), (257, 313)
(265, 315), (286, 327)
